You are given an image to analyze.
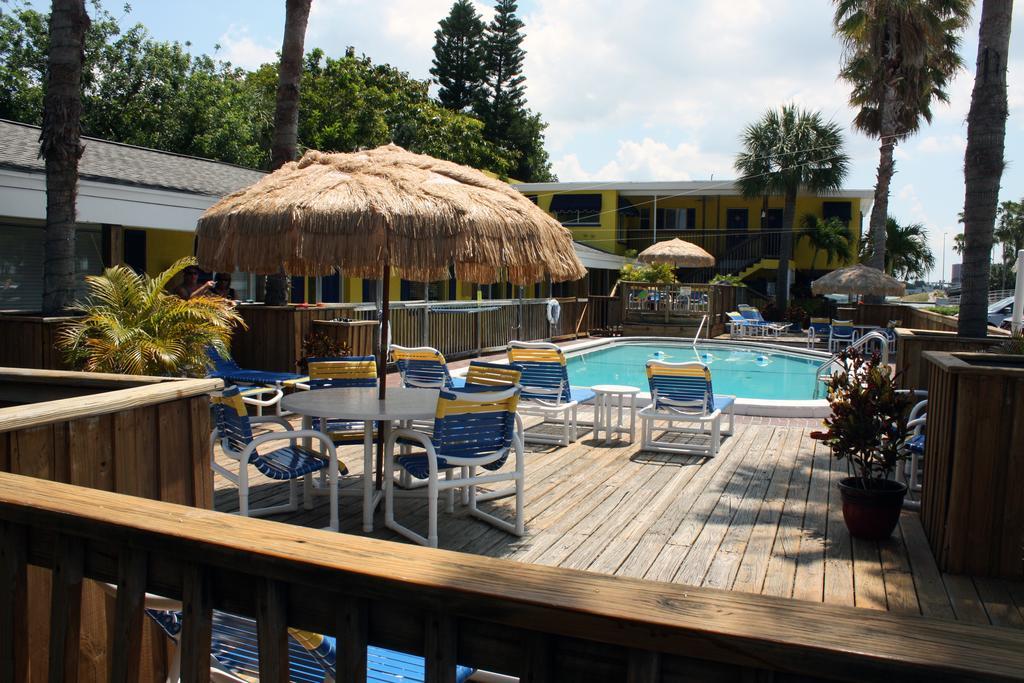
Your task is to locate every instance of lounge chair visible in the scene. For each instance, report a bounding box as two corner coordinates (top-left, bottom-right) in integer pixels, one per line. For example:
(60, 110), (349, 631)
(639, 361), (735, 457)
(829, 319), (856, 352)
(211, 386), (342, 529)
(135, 592), (476, 683)
(738, 306), (790, 337)
(806, 317), (831, 349)
(726, 311), (756, 338)
(206, 346), (306, 386)
(899, 394), (928, 509)
(390, 344), (456, 389)
(507, 341), (595, 446)
(385, 387), (525, 547)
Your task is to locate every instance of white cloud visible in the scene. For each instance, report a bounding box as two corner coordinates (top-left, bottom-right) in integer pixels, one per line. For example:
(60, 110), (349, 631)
(554, 137), (734, 181)
(917, 134), (967, 154)
(217, 25), (277, 70)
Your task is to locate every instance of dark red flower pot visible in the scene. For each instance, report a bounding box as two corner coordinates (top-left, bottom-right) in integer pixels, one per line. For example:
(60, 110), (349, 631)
(837, 477), (907, 540)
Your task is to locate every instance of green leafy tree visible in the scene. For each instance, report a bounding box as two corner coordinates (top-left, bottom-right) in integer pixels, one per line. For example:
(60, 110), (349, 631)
(58, 257), (244, 376)
(834, 0), (970, 275)
(735, 105), (849, 311)
(431, 0), (485, 111)
(619, 262), (678, 284)
(862, 217), (935, 280)
(475, 0), (554, 181)
(959, 0), (1012, 337)
(995, 198), (1024, 260)
(800, 215), (854, 270)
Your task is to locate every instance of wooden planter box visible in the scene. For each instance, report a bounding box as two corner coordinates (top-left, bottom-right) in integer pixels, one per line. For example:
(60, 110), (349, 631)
(921, 351), (1024, 578)
(231, 303), (369, 373)
(0, 367), (221, 681)
(894, 328), (1004, 392)
(311, 318), (379, 357)
(0, 313), (79, 370)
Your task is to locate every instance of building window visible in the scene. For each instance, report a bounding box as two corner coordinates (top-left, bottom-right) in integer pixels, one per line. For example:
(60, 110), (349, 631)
(0, 223), (103, 311)
(639, 208), (696, 232)
(823, 201), (853, 225)
(549, 194), (602, 226)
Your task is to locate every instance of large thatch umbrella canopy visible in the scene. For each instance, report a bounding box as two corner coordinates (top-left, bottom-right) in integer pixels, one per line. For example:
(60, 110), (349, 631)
(811, 264), (906, 297)
(196, 145), (585, 285)
(637, 238), (715, 268)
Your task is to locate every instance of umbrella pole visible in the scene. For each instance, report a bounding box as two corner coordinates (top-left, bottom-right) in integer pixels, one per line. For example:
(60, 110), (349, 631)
(376, 266), (391, 492)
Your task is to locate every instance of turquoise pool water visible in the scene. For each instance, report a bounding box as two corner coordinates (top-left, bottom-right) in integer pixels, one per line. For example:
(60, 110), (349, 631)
(567, 343), (826, 401)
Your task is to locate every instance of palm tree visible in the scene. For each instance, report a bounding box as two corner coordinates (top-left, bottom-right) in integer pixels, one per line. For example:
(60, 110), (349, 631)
(952, 232), (965, 255)
(800, 215), (854, 271)
(995, 199), (1024, 260)
(834, 0), (971, 275)
(735, 105), (849, 311)
(39, 0), (90, 313)
(866, 217), (935, 280)
(959, 0), (1012, 337)
(264, 0), (313, 306)
(59, 257), (245, 376)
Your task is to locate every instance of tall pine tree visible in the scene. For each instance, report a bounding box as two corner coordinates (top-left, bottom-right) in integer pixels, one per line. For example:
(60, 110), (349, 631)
(430, 0), (485, 111)
(475, 0), (554, 181)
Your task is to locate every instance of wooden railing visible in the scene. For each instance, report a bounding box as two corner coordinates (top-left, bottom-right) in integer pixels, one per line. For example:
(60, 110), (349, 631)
(4, 473), (1022, 683)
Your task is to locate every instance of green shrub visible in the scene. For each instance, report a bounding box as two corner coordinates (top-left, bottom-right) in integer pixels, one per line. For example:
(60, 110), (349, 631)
(925, 305), (959, 316)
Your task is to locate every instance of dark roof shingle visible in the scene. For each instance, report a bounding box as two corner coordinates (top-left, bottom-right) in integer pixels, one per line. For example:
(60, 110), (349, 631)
(0, 119), (265, 197)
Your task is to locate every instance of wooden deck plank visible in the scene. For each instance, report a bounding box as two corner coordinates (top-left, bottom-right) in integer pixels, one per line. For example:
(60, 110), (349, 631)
(761, 429), (817, 599)
(898, 512), (955, 620)
(209, 417), (1007, 633)
(690, 426), (790, 590)
(730, 426), (804, 595)
(790, 432), (832, 603)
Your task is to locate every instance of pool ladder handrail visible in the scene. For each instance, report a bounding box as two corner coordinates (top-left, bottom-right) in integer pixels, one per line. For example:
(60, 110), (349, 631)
(692, 315), (707, 351)
(815, 331), (891, 395)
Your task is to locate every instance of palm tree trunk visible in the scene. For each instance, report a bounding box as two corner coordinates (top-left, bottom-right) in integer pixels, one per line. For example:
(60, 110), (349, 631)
(40, 0), (90, 314)
(865, 82), (899, 274)
(776, 188), (797, 311)
(264, 0), (313, 306)
(959, 0), (1012, 337)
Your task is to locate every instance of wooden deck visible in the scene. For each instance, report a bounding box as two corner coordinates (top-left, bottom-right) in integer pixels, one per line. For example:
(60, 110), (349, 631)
(213, 409), (1024, 630)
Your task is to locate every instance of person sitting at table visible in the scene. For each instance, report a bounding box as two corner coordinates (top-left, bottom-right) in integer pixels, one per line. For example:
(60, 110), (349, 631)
(174, 265), (213, 300)
(211, 273), (236, 300)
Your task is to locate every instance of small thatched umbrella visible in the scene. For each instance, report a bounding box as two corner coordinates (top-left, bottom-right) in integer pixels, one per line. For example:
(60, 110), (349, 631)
(811, 264), (906, 298)
(197, 145), (586, 483)
(637, 238), (716, 268)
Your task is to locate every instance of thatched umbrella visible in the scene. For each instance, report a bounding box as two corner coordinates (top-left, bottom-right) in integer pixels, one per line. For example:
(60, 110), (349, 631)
(811, 264), (906, 298)
(637, 238), (716, 268)
(197, 145), (586, 484)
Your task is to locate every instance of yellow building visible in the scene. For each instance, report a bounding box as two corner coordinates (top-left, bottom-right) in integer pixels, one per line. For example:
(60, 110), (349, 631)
(514, 180), (874, 297)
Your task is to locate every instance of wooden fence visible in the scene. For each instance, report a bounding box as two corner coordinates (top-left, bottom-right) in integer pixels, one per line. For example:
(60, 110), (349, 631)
(921, 351), (1024, 578)
(233, 299), (589, 372)
(2, 472), (1023, 683)
(0, 314), (77, 370)
(854, 303), (1010, 335)
(0, 369), (221, 682)
(894, 328), (1004, 391)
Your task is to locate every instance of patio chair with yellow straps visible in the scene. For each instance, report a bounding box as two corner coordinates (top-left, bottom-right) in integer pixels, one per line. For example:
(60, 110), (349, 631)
(639, 360), (734, 457)
(385, 387), (525, 548)
(506, 341), (594, 446)
(210, 386), (341, 529)
(390, 344), (456, 389)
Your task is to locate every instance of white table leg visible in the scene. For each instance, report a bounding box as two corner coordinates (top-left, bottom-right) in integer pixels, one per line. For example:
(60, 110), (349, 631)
(327, 446), (339, 532)
(629, 395), (636, 442)
(362, 420), (374, 532)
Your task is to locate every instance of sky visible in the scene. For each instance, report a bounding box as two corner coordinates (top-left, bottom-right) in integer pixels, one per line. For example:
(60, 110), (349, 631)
(36, 0), (1024, 281)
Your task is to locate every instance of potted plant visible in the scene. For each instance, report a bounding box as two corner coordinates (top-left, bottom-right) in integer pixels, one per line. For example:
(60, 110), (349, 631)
(811, 347), (913, 539)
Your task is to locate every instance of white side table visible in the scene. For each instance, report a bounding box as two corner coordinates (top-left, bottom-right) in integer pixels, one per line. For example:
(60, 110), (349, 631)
(591, 384), (640, 444)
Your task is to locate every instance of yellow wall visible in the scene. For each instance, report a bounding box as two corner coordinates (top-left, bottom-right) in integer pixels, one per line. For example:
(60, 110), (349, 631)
(142, 228), (194, 276)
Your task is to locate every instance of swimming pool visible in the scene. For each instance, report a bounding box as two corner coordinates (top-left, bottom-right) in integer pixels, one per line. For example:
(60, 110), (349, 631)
(566, 341), (827, 401)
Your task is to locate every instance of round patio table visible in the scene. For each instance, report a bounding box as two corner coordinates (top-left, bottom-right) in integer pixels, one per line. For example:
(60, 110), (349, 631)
(282, 387), (439, 532)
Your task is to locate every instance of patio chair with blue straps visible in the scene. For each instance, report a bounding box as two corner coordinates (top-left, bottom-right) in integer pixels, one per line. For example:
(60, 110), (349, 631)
(132, 592), (476, 683)
(639, 361), (735, 457)
(738, 306), (790, 337)
(305, 356), (380, 447)
(206, 347), (307, 414)
(385, 387), (525, 548)
(726, 311), (756, 338)
(829, 319), (856, 353)
(507, 341), (595, 446)
(211, 386), (343, 530)
(390, 344), (456, 389)
(898, 393), (928, 510)
(806, 317), (831, 349)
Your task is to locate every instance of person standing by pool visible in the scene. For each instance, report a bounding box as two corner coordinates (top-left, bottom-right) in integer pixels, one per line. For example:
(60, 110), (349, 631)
(210, 273), (236, 300)
(174, 265), (214, 299)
